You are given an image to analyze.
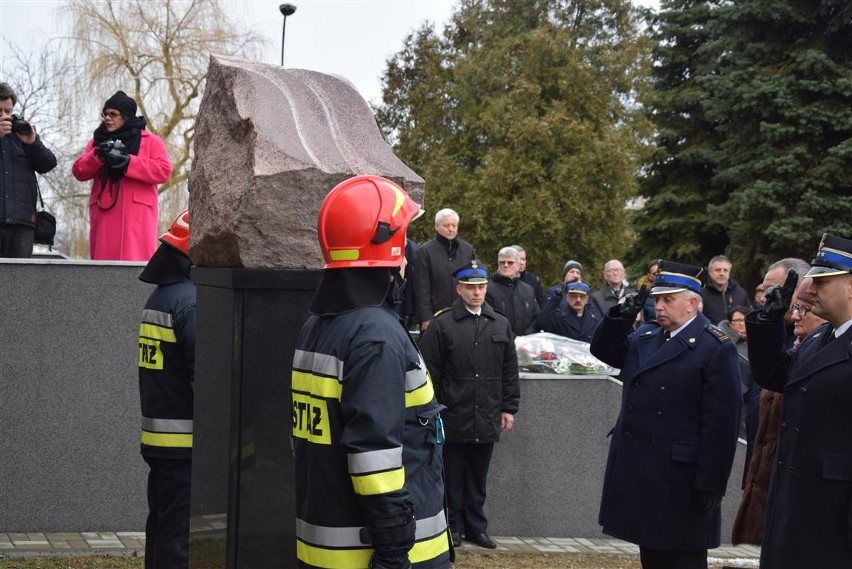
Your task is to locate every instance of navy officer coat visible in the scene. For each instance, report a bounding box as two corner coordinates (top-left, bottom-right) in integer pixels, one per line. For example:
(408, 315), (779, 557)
(590, 312), (741, 550)
(746, 318), (852, 569)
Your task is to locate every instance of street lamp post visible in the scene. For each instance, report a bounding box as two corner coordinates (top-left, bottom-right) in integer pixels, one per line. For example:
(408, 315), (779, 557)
(279, 4), (297, 66)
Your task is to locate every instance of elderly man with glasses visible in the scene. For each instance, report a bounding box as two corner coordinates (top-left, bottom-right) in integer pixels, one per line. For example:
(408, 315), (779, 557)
(590, 259), (634, 316)
(485, 246), (539, 336)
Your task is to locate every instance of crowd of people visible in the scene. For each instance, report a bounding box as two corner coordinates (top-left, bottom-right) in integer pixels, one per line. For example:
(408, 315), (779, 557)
(359, 194), (852, 569)
(0, 83), (172, 261)
(6, 79), (850, 568)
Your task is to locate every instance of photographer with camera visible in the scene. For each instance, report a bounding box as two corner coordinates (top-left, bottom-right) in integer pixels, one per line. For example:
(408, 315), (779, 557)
(72, 90), (172, 261)
(0, 82), (57, 258)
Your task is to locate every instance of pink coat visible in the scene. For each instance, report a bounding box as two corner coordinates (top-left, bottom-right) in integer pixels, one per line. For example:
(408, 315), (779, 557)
(72, 130), (172, 261)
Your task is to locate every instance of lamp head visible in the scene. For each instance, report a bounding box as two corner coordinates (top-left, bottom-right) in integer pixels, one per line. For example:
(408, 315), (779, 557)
(280, 4), (297, 16)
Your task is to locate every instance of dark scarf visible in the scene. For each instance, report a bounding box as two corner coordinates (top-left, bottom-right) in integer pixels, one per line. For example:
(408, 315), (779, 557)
(93, 115), (146, 209)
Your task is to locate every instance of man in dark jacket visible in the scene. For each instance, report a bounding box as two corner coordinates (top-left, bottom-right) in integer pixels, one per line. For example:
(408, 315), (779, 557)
(486, 246), (538, 336)
(419, 261), (520, 551)
(413, 208), (476, 332)
(590, 260), (741, 569)
(513, 244), (543, 304)
(700, 255), (751, 324)
(590, 259), (634, 315)
(137, 210), (195, 569)
(0, 82), (57, 257)
(536, 281), (601, 343)
(745, 233), (852, 569)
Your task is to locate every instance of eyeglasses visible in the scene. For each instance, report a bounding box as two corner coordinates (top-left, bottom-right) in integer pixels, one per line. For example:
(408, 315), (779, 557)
(101, 111), (122, 120)
(793, 304), (811, 316)
(730, 318), (745, 324)
(605, 268), (624, 273)
(498, 260), (516, 266)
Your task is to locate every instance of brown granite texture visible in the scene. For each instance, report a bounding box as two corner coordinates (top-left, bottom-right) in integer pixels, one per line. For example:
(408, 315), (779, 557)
(188, 54), (424, 269)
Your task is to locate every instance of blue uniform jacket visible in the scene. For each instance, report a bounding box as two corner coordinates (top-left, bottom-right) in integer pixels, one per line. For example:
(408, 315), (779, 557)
(746, 319), (852, 569)
(590, 312), (742, 550)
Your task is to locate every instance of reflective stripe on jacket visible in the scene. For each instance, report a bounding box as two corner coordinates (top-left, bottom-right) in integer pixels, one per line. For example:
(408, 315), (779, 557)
(138, 279), (196, 458)
(292, 305), (450, 569)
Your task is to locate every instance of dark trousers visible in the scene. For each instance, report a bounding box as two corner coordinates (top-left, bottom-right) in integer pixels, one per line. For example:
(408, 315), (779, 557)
(144, 457), (192, 569)
(0, 224), (34, 258)
(639, 546), (707, 569)
(443, 441), (493, 536)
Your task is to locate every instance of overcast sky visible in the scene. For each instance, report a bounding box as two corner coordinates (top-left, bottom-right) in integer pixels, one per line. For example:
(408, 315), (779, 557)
(0, 0), (657, 106)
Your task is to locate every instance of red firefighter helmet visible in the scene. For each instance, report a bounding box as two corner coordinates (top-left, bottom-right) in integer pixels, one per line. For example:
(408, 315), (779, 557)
(160, 209), (190, 256)
(317, 175), (423, 269)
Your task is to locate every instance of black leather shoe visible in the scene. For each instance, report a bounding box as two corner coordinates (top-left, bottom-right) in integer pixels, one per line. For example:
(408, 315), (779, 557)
(467, 533), (496, 549)
(451, 532), (461, 547)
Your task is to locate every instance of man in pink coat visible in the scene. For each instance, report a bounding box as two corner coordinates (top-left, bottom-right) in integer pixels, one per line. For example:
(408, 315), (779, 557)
(72, 91), (172, 261)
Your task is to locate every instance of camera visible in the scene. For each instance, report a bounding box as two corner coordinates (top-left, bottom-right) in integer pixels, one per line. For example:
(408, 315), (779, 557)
(10, 114), (32, 135)
(98, 139), (128, 167)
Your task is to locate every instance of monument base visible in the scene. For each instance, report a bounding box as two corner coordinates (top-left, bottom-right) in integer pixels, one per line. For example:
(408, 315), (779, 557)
(190, 267), (320, 569)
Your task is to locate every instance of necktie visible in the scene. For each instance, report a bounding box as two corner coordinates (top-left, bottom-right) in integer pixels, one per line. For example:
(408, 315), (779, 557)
(662, 330), (671, 342)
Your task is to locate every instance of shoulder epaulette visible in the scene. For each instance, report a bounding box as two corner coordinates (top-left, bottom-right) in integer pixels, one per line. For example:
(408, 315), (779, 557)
(434, 307), (452, 318)
(705, 324), (730, 343)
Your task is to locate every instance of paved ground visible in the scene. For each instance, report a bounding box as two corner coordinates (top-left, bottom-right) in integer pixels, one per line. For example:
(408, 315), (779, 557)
(1, 531), (761, 563)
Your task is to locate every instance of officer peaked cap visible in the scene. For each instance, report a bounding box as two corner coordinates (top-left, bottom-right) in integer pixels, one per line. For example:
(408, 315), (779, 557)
(651, 260), (703, 295)
(806, 233), (852, 278)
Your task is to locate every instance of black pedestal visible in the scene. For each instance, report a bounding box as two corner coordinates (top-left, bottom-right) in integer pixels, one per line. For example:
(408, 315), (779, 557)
(189, 268), (320, 568)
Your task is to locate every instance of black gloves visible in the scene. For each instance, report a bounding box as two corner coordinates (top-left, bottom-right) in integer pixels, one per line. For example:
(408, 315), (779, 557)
(97, 139), (130, 171)
(759, 270), (798, 322)
(698, 491), (723, 511)
(364, 509), (416, 569)
(610, 285), (649, 320)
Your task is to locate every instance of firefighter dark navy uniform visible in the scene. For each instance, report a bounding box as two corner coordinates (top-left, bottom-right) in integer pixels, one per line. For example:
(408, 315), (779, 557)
(137, 210), (195, 569)
(591, 260), (741, 569)
(291, 176), (451, 569)
(746, 234), (852, 569)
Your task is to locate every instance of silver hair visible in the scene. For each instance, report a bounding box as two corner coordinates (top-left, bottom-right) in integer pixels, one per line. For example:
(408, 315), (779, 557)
(767, 258), (810, 286)
(497, 246), (520, 261)
(708, 254), (732, 268)
(434, 208), (459, 225)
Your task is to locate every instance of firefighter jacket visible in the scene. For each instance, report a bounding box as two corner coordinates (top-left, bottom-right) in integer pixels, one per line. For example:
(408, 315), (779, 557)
(138, 265), (196, 460)
(292, 301), (450, 569)
(419, 299), (521, 444)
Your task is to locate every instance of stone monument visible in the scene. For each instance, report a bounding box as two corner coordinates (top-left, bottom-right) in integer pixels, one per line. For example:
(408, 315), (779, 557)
(187, 54), (425, 569)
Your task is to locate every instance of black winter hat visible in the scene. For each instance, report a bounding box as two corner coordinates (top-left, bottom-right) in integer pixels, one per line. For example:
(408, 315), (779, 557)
(103, 90), (137, 118)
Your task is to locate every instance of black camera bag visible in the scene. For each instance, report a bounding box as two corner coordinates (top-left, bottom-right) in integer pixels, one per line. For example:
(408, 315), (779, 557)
(33, 181), (57, 247)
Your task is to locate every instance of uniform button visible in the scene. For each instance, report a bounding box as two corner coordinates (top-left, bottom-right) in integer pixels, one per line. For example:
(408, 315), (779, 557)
(633, 381), (641, 387)
(781, 423), (788, 432)
(659, 386), (666, 392)
(777, 460), (785, 469)
(624, 431), (632, 438)
(650, 438), (656, 445)
(798, 386), (807, 393)
(789, 465), (795, 473)
(794, 427), (800, 434)
(627, 405), (635, 413)
(656, 411), (663, 418)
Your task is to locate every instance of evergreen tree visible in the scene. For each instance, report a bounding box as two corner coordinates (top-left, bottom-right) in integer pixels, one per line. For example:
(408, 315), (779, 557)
(377, 0), (654, 285)
(634, 0), (852, 288)
(704, 0), (852, 286)
(628, 0), (727, 274)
